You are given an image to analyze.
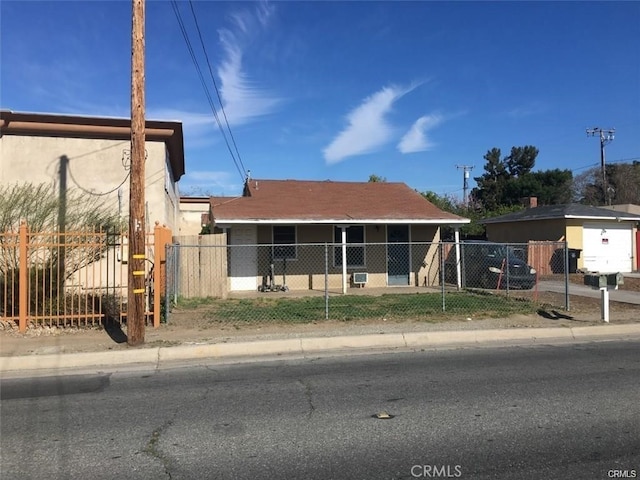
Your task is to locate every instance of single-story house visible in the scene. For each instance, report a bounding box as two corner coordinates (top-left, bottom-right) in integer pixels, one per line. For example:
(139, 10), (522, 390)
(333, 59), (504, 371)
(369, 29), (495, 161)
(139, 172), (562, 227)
(481, 200), (640, 273)
(206, 178), (470, 292)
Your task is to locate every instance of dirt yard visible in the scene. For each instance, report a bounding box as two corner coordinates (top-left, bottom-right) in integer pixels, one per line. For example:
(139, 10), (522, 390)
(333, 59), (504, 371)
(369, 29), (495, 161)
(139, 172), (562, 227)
(1, 274), (637, 354)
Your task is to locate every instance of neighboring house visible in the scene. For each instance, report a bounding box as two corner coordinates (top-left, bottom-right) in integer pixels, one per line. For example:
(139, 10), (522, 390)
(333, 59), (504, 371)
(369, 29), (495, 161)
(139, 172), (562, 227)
(481, 200), (640, 273)
(206, 178), (470, 292)
(0, 110), (185, 231)
(178, 196), (211, 235)
(600, 204), (640, 216)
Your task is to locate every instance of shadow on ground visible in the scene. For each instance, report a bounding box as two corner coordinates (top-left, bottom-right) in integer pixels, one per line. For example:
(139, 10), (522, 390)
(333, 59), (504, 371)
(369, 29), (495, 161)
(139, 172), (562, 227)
(101, 317), (127, 344)
(537, 309), (575, 321)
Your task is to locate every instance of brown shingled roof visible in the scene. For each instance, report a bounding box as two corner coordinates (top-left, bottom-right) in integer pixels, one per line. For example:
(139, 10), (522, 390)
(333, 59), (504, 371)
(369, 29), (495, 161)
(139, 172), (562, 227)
(210, 179), (469, 225)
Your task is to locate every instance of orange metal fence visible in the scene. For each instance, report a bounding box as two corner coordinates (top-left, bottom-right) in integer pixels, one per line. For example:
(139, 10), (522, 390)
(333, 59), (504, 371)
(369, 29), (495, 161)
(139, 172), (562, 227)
(0, 221), (171, 332)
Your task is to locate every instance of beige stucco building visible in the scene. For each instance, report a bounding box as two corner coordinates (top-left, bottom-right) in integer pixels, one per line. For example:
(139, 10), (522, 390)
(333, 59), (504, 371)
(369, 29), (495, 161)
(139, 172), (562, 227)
(0, 110), (185, 231)
(177, 196), (210, 235)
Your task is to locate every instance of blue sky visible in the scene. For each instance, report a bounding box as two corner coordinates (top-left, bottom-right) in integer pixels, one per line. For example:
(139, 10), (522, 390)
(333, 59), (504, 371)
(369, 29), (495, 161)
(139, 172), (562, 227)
(2, 1), (639, 199)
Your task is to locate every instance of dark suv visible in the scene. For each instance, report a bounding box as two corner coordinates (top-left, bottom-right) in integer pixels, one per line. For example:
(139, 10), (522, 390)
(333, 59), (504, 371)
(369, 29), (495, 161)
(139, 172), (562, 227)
(445, 241), (537, 290)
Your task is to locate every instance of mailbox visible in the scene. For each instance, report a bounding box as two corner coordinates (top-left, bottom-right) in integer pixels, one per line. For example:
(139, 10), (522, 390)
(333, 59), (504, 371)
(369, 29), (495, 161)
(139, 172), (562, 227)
(584, 272), (624, 289)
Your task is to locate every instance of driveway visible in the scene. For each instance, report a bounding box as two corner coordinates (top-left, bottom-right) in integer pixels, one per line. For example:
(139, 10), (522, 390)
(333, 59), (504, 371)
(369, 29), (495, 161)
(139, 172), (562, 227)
(538, 280), (640, 305)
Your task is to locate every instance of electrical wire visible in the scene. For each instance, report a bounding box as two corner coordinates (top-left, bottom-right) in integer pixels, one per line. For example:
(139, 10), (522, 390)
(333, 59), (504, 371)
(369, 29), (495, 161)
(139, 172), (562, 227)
(64, 148), (131, 196)
(67, 161), (130, 197)
(170, 0), (246, 183)
(188, 0), (247, 178)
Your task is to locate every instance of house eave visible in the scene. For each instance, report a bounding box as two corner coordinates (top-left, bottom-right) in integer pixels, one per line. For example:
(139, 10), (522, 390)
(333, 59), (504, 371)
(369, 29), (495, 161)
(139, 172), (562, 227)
(483, 215), (640, 224)
(0, 109), (185, 180)
(213, 218), (470, 225)
(565, 215), (640, 222)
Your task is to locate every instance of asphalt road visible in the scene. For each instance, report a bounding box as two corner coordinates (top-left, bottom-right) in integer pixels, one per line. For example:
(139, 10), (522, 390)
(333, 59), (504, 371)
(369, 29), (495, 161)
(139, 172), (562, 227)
(2, 341), (639, 480)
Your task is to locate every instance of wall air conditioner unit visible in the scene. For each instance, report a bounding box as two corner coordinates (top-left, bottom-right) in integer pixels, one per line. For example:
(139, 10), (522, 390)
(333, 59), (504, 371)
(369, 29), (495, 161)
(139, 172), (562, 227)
(352, 272), (368, 287)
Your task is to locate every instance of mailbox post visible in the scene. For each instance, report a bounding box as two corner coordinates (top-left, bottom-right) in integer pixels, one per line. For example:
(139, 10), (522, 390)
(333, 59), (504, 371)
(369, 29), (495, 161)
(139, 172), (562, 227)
(584, 273), (625, 323)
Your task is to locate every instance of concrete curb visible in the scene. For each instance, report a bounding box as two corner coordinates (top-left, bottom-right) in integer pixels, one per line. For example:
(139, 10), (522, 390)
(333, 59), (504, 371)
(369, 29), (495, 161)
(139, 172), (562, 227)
(2, 324), (640, 373)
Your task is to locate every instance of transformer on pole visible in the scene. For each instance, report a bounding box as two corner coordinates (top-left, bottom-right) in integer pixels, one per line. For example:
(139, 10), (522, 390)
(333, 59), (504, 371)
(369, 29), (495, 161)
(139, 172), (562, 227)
(456, 165), (474, 205)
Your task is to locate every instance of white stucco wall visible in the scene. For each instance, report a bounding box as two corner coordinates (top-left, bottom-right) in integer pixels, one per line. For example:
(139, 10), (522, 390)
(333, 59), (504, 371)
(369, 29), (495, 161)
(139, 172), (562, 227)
(178, 200), (210, 235)
(0, 135), (178, 230)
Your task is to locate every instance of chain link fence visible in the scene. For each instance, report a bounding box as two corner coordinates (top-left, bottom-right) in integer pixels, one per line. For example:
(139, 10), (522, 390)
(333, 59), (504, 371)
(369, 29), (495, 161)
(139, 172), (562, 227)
(165, 240), (570, 326)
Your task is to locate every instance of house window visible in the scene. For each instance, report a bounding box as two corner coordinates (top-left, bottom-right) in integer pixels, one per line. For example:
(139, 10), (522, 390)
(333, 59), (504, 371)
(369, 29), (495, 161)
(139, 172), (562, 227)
(273, 226), (296, 260)
(334, 226), (365, 267)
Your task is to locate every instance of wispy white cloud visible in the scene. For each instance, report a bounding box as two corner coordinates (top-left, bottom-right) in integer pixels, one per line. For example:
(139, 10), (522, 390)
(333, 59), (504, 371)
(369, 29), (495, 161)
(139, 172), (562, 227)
(217, 2), (282, 126)
(145, 108), (223, 150)
(180, 170), (241, 196)
(397, 113), (443, 154)
(323, 84), (416, 164)
(506, 101), (548, 118)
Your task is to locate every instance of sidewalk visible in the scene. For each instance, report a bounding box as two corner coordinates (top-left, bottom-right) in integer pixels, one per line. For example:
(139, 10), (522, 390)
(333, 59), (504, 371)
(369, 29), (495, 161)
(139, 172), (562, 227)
(2, 312), (640, 374)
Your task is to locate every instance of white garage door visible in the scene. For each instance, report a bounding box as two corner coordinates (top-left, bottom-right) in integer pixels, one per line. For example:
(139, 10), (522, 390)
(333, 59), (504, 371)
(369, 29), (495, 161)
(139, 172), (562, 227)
(229, 225), (258, 291)
(582, 222), (633, 273)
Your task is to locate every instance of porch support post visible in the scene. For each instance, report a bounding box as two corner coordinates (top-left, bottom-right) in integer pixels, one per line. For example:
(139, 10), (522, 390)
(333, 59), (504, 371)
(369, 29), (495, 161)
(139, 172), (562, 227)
(341, 226), (348, 294)
(454, 227), (462, 290)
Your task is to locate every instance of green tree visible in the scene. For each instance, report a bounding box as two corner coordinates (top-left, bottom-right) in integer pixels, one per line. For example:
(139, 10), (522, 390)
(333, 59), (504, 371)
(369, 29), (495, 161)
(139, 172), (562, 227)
(422, 191), (457, 212)
(368, 174), (387, 182)
(421, 191), (486, 239)
(504, 146), (537, 177)
(471, 147), (510, 211)
(504, 169), (573, 206)
(472, 145), (573, 209)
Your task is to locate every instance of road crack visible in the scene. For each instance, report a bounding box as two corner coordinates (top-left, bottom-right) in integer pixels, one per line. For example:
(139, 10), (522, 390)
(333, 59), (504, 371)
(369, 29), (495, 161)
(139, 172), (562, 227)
(298, 379), (316, 417)
(143, 415), (176, 479)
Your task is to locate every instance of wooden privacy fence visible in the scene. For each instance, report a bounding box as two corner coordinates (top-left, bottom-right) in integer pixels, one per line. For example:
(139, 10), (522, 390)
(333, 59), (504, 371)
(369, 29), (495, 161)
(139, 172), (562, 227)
(0, 221), (172, 332)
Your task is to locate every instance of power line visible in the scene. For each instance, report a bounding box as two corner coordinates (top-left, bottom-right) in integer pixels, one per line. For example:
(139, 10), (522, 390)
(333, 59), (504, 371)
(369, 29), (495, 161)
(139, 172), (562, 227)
(170, 0), (246, 183)
(187, 0), (247, 178)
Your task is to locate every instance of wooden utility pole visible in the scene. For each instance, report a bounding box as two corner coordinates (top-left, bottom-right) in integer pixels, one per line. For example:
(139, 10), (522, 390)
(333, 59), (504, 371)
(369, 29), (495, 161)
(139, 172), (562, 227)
(128, 0), (146, 346)
(586, 127), (615, 206)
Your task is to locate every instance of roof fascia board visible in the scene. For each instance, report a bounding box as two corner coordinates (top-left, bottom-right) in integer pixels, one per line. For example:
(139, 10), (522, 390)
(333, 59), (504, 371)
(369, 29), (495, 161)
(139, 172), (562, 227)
(0, 110), (185, 180)
(566, 215), (640, 221)
(214, 218), (470, 225)
(484, 215), (640, 224)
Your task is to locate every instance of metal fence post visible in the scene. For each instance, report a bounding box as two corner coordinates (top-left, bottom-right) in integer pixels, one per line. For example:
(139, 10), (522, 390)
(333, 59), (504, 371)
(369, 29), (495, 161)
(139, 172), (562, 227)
(18, 221), (28, 333)
(505, 245), (510, 297)
(153, 224), (161, 327)
(174, 243), (179, 306)
(324, 243), (329, 320)
(564, 242), (570, 311)
(440, 242), (446, 312)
